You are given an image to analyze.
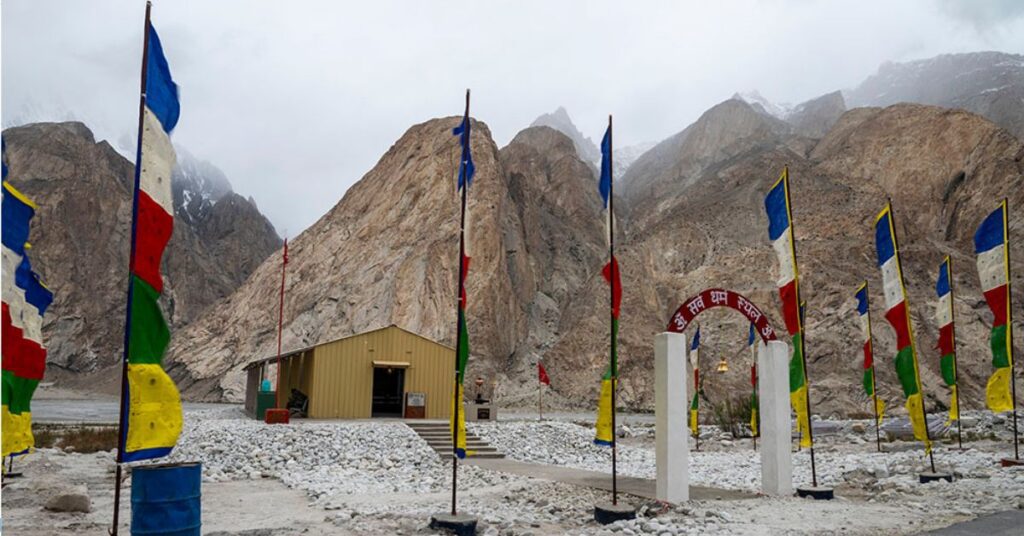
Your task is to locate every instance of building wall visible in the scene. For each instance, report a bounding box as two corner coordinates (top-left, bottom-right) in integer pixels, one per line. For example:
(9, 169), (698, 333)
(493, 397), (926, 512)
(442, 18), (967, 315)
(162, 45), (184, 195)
(308, 326), (454, 419)
(280, 350), (314, 404)
(244, 367), (260, 415)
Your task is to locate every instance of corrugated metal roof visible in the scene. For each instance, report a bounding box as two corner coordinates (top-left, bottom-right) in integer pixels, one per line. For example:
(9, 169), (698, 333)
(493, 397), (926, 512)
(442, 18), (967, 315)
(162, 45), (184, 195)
(239, 324), (453, 371)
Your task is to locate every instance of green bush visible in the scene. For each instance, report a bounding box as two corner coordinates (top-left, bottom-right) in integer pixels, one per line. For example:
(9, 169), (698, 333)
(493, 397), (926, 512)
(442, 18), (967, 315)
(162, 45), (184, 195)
(709, 395), (754, 438)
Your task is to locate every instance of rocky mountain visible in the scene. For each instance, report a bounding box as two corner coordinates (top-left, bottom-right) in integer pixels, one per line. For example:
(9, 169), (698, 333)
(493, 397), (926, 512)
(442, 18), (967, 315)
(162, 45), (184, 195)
(164, 121), (608, 402)
(734, 90), (847, 139)
(2, 122), (280, 391)
(589, 102), (1023, 415)
(845, 51), (1024, 140)
(531, 107), (601, 165)
(613, 142), (657, 180)
(167, 94), (1023, 421)
(733, 90), (792, 119)
(785, 91), (847, 138)
(618, 98), (796, 217)
(172, 147), (234, 225)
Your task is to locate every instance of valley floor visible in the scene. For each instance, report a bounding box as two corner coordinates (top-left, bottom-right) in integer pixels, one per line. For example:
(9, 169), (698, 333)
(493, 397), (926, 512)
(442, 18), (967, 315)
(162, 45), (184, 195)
(3, 406), (1024, 535)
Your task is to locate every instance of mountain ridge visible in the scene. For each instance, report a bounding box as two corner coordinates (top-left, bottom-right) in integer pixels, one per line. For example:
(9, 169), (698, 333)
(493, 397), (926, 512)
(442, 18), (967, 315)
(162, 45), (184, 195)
(2, 121), (281, 391)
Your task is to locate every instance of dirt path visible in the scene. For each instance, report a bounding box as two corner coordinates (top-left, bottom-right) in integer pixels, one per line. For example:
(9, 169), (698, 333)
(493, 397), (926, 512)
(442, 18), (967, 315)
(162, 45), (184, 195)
(1, 450), (340, 536)
(466, 456), (754, 501)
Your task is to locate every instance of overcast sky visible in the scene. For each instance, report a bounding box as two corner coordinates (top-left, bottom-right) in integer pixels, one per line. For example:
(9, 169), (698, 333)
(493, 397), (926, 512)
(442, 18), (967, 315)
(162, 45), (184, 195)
(4, 0), (1023, 235)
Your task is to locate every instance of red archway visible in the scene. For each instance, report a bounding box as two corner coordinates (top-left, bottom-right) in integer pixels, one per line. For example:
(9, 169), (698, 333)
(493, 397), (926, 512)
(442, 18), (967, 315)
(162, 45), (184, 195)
(667, 288), (778, 343)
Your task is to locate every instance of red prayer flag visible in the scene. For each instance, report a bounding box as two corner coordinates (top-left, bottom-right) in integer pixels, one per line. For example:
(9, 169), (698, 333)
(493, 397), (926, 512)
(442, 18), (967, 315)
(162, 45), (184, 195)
(538, 362), (550, 385)
(601, 255), (622, 319)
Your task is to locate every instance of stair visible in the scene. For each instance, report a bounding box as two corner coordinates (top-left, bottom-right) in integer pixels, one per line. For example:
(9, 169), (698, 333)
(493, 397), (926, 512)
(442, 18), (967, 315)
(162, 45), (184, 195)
(406, 421), (505, 459)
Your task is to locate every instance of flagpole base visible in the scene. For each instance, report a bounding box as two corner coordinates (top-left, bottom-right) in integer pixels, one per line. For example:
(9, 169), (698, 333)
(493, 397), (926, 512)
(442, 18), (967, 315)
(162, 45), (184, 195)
(999, 458), (1024, 468)
(795, 486), (834, 500)
(594, 502), (636, 524)
(429, 513), (477, 536)
(919, 472), (953, 484)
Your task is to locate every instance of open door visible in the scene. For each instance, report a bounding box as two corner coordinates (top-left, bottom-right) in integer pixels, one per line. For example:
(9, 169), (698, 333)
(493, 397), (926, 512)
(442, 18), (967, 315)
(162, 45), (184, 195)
(371, 366), (405, 417)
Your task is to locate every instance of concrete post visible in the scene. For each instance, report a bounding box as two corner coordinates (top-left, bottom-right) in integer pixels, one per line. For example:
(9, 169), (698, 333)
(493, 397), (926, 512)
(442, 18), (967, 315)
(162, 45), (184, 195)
(758, 340), (793, 496)
(655, 332), (689, 503)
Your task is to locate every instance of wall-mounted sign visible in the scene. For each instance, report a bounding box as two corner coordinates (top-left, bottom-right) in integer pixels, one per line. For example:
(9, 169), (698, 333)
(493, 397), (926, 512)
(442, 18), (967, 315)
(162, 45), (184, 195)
(406, 392), (426, 407)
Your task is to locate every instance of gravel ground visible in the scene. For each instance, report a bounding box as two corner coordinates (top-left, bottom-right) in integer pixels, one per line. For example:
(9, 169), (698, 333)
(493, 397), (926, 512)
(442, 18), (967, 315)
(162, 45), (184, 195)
(4, 406), (1024, 535)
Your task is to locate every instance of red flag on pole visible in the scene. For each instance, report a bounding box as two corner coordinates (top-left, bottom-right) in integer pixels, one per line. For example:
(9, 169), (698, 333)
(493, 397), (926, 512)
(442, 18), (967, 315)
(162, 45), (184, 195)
(538, 362), (550, 386)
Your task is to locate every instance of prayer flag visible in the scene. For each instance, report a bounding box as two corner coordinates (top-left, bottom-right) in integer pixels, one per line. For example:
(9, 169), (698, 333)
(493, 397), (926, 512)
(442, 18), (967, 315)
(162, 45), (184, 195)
(874, 204), (930, 452)
(120, 24), (183, 462)
(765, 168), (810, 448)
(974, 202), (1014, 413)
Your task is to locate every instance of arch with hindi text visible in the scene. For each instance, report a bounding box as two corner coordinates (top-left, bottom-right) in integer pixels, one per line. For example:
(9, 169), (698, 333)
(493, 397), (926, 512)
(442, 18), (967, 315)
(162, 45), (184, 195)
(666, 288), (778, 343)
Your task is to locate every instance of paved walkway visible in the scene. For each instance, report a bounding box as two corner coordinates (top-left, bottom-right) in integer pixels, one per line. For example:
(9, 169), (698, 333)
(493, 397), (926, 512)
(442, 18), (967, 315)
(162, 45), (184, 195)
(466, 457), (754, 501)
(924, 510), (1024, 535)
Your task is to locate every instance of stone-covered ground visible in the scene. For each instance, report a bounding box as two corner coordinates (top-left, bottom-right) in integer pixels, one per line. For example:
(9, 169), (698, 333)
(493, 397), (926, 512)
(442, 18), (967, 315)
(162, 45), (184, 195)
(3, 406), (1024, 535)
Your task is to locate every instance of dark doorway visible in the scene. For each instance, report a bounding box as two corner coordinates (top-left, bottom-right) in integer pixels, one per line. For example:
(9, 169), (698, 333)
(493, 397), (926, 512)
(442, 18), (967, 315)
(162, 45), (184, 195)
(371, 367), (405, 417)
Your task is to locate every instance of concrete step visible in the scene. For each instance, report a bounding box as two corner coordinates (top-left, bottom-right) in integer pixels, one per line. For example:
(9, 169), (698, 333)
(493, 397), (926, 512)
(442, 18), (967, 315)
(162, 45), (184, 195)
(405, 422), (504, 459)
(420, 434), (487, 441)
(426, 443), (495, 450)
(428, 444), (498, 451)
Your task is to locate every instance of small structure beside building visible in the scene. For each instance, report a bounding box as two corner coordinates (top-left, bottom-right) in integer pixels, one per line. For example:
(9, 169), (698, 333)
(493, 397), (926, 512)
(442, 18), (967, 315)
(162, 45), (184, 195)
(242, 325), (454, 419)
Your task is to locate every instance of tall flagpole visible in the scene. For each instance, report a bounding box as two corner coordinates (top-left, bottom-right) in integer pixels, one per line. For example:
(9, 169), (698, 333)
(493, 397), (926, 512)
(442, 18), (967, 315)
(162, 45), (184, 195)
(111, 3), (152, 534)
(275, 238), (288, 409)
(786, 167), (818, 487)
(538, 367), (543, 421)
(751, 361), (757, 452)
(947, 256), (963, 449)
(889, 199), (936, 473)
(607, 114), (618, 505)
(451, 89), (470, 516)
(871, 364), (881, 452)
(864, 281), (882, 453)
(1004, 198), (1019, 461)
(694, 353), (700, 452)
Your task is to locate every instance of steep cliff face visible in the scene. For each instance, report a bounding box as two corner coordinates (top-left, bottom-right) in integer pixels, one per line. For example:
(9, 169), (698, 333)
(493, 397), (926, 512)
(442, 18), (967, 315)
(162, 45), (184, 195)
(497, 127), (607, 394)
(165, 118), (527, 399)
(1, 122), (280, 390)
(167, 122), (614, 403)
(618, 99), (794, 220)
(530, 107), (601, 164)
(786, 91), (846, 139)
(601, 103), (1024, 414)
(167, 102), (1022, 417)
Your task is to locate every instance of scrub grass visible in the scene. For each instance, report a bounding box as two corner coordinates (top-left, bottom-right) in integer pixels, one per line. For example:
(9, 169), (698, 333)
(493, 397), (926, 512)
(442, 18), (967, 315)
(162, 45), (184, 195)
(710, 395), (755, 438)
(30, 425), (118, 453)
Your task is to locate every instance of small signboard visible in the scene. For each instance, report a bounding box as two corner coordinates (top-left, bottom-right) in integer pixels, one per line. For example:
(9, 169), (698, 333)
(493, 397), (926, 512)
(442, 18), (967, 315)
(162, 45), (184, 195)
(404, 392), (426, 419)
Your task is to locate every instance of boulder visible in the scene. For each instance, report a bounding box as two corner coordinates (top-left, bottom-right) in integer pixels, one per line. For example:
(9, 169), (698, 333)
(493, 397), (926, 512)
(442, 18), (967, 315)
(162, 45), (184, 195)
(44, 486), (91, 513)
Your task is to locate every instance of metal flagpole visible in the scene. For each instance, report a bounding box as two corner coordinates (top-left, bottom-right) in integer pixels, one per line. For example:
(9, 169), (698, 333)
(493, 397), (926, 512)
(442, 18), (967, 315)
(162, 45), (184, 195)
(275, 238), (288, 409)
(607, 114), (619, 506)
(451, 89), (470, 515)
(111, 4), (152, 534)
(752, 359), (757, 452)
(865, 281), (882, 453)
(1004, 198), (1019, 461)
(538, 371), (543, 421)
(786, 168), (818, 487)
(889, 200), (937, 473)
(694, 366), (700, 452)
(871, 366), (882, 452)
(947, 256), (963, 449)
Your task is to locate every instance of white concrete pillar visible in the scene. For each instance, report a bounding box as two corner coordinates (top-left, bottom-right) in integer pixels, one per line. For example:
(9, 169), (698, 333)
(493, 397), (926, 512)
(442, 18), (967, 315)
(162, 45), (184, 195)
(655, 332), (689, 503)
(758, 340), (793, 496)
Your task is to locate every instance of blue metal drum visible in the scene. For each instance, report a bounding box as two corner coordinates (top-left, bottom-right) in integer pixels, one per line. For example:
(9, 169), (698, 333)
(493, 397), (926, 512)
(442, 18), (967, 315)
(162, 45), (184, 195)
(130, 462), (201, 535)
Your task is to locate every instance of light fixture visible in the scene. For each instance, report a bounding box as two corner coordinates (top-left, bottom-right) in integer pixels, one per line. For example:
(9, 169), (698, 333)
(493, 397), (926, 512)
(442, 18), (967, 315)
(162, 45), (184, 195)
(716, 357), (729, 373)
